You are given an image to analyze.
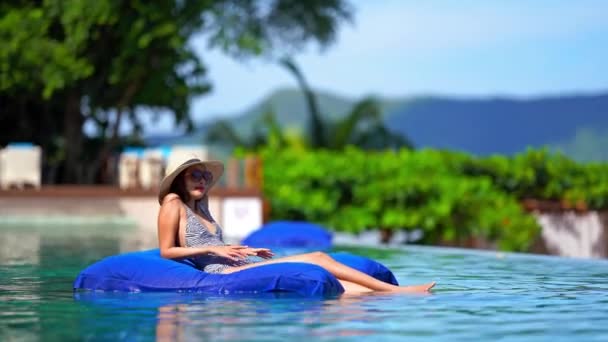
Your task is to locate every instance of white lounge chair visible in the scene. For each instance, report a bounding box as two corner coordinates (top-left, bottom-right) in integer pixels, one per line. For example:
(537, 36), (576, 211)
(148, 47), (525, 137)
(139, 148), (165, 190)
(118, 147), (143, 190)
(0, 143), (42, 189)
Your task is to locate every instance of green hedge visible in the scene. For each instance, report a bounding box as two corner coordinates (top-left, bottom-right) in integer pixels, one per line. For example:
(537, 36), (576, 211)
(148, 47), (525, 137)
(259, 147), (608, 252)
(459, 148), (608, 209)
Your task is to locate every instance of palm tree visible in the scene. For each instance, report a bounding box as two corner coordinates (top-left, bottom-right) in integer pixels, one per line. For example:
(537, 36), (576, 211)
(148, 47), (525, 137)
(328, 96), (413, 150)
(279, 58), (326, 148)
(206, 57), (413, 152)
(206, 107), (288, 150)
(279, 56), (412, 150)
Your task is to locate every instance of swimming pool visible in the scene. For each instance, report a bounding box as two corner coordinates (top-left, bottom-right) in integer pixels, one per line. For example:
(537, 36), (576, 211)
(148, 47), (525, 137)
(1, 223), (607, 341)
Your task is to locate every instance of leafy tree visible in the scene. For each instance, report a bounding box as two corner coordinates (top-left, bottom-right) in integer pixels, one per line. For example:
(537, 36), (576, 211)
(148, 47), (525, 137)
(0, 0), (352, 183)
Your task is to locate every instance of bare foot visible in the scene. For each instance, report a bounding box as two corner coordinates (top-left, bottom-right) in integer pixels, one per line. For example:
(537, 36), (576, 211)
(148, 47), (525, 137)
(397, 281), (436, 293)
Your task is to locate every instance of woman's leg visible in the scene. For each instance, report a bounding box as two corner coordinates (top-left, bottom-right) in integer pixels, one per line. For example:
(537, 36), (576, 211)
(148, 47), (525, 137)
(339, 280), (374, 294)
(222, 251), (435, 293)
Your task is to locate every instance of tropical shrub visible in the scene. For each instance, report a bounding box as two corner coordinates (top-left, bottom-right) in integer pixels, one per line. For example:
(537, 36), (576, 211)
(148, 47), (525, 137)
(258, 147), (600, 252)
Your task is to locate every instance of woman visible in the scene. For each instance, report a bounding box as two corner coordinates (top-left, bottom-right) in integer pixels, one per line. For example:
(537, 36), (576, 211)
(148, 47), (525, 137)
(157, 158), (435, 294)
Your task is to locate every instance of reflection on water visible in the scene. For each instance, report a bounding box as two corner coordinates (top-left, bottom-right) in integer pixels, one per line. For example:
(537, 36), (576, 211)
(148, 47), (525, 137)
(0, 231), (40, 265)
(0, 222), (157, 263)
(73, 291), (402, 341)
(1, 222), (608, 341)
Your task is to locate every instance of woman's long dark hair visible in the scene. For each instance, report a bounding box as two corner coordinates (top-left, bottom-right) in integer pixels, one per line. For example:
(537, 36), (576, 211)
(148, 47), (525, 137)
(169, 171), (190, 203)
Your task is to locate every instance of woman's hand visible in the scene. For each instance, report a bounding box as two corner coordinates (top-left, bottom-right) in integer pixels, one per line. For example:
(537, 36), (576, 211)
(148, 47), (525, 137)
(207, 245), (251, 261)
(248, 248), (274, 259)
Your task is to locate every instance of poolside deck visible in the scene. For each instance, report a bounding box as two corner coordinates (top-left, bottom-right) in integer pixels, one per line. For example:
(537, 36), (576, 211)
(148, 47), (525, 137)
(0, 186), (265, 239)
(0, 185), (262, 198)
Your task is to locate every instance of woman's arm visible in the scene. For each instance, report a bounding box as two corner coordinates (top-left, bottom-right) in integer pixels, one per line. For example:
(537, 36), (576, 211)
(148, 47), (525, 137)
(157, 196), (251, 261)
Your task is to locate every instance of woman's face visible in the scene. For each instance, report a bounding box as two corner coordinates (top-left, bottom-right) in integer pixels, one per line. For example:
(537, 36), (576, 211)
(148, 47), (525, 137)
(182, 166), (213, 200)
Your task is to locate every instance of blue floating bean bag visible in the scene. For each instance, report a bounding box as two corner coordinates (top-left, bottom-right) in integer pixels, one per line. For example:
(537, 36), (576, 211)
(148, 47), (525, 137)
(242, 221), (333, 250)
(73, 249), (397, 296)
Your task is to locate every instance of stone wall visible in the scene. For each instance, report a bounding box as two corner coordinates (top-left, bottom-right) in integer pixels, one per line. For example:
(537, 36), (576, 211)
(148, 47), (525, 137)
(535, 211), (608, 258)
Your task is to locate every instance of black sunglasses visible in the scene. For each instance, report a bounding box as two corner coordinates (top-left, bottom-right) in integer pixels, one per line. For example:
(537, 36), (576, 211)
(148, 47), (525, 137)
(187, 169), (213, 183)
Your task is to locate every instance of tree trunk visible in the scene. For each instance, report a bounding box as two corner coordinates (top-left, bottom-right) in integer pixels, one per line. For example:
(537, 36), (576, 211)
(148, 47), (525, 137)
(279, 58), (325, 148)
(62, 90), (84, 184)
(379, 228), (394, 244)
(87, 80), (140, 184)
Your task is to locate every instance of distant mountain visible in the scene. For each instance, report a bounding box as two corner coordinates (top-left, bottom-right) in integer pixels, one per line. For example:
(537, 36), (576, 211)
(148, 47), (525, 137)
(228, 88), (354, 127)
(384, 93), (608, 160)
(147, 88), (608, 162)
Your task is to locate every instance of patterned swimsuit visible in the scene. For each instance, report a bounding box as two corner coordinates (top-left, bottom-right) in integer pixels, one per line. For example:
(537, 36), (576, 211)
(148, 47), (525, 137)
(183, 203), (252, 273)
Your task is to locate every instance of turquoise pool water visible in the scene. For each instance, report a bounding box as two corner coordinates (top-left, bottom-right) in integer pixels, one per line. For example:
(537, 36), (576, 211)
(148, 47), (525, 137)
(1, 223), (607, 341)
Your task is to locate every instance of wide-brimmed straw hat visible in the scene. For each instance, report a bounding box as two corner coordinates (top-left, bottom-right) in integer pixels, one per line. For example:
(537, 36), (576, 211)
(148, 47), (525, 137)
(158, 158), (224, 204)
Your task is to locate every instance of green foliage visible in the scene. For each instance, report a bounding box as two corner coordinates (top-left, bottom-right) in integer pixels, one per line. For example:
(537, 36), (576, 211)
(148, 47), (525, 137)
(562, 163), (608, 209)
(206, 1), (353, 58)
(458, 148), (608, 209)
(259, 147), (608, 252)
(0, 3), (99, 96)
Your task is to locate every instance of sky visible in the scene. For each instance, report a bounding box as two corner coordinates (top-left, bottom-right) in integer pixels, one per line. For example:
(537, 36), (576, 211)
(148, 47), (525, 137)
(146, 0), (608, 133)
